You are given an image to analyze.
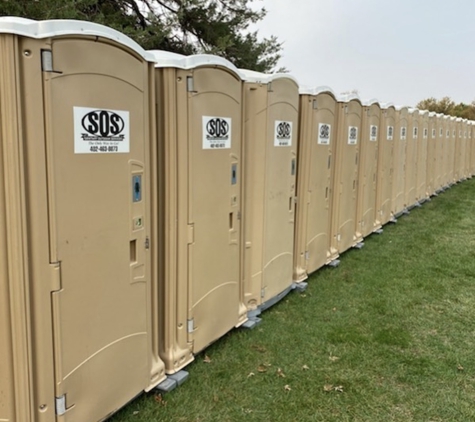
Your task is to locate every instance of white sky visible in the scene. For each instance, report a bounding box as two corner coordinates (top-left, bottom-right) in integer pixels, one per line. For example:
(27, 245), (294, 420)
(254, 0), (475, 107)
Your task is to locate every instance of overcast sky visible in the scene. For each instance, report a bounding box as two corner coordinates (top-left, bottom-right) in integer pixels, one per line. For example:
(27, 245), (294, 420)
(253, 0), (475, 107)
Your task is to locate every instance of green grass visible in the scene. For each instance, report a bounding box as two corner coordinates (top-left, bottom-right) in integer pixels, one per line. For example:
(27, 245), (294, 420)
(111, 179), (475, 422)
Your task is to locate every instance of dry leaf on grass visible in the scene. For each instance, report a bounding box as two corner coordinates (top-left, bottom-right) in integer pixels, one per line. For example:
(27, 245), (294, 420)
(457, 364), (464, 371)
(300, 294), (307, 298)
(329, 355), (340, 362)
(203, 355), (212, 363)
(284, 385), (291, 391)
(334, 385), (344, 393)
(247, 372), (255, 378)
(302, 365), (309, 370)
(154, 394), (167, 406)
(277, 368), (286, 378)
(257, 365), (267, 373)
(251, 345), (267, 353)
(323, 384), (333, 392)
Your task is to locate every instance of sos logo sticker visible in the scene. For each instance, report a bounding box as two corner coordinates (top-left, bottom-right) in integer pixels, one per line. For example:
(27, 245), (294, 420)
(387, 126), (394, 141)
(274, 121), (292, 146)
(318, 123), (331, 145)
(74, 107), (130, 154)
(203, 116), (232, 149)
(370, 125), (378, 141)
(348, 126), (358, 145)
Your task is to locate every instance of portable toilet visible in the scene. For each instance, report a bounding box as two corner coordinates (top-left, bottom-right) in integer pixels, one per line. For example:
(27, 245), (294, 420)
(0, 17), (166, 422)
(240, 69), (300, 315)
(294, 86), (340, 280)
(391, 106), (408, 217)
(405, 108), (419, 208)
(356, 99), (380, 239)
(434, 113), (444, 193)
(442, 115), (452, 187)
(470, 121), (475, 177)
(330, 94), (362, 253)
(453, 117), (463, 182)
(448, 116), (457, 184)
(416, 110), (429, 202)
(149, 51), (248, 372)
(425, 112), (437, 197)
(462, 119), (470, 179)
(375, 104), (396, 226)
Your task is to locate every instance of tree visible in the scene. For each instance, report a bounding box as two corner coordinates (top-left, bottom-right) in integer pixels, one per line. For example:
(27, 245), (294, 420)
(0, 0), (283, 72)
(416, 96), (475, 120)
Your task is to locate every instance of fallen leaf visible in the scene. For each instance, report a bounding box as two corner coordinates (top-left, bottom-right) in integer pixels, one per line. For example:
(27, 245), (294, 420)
(300, 294), (307, 298)
(203, 355), (212, 363)
(154, 394), (167, 406)
(284, 385), (291, 391)
(247, 372), (255, 378)
(263, 363), (272, 367)
(323, 384), (333, 392)
(457, 365), (464, 371)
(257, 365), (267, 373)
(251, 345), (267, 353)
(332, 307), (337, 312)
(277, 368), (286, 378)
(133, 411), (139, 415)
(302, 365), (309, 370)
(329, 355), (340, 362)
(334, 385), (344, 393)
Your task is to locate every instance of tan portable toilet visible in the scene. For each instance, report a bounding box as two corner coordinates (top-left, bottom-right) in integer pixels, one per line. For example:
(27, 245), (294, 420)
(425, 112), (437, 197)
(453, 117), (463, 182)
(375, 104), (396, 226)
(294, 86), (340, 281)
(434, 113), (445, 193)
(391, 106), (408, 217)
(356, 99), (381, 239)
(0, 17), (166, 422)
(150, 52), (248, 372)
(416, 110), (429, 202)
(470, 122), (475, 176)
(462, 119), (470, 179)
(448, 116), (457, 184)
(405, 108), (419, 208)
(442, 115), (452, 187)
(330, 94), (362, 253)
(240, 69), (301, 318)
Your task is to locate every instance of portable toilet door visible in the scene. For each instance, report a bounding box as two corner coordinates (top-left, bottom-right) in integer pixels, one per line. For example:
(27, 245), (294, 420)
(240, 70), (299, 313)
(150, 52), (247, 367)
(470, 122), (475, 177)
(294, 86), (339, 280)
(375, 104), (396, 226)
(448, 116), (457, 184)
(392, 106), (408, 217)
(0, 18), (166, 422)
(405, 109), (419, 208)
(425, 112), (436, 197)
(416, 110), (429, 202)
(331, 95), (362, 253)
(356, 99), (380, 239)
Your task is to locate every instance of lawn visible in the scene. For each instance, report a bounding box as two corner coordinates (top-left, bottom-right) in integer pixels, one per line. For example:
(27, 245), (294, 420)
(111, 178), (475, 422)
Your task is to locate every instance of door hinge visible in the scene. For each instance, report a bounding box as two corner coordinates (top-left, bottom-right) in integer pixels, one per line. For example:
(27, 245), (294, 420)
(237, 211), (241, 220)
(187, 318), (194, 333)
(55, 395), (66, 416)
(261, 288), (265, 298)
(145, 236), (150, 250)
(41, 49), (62, 74)
(305, 251), (309, 261)
(50, 262), (61, 292)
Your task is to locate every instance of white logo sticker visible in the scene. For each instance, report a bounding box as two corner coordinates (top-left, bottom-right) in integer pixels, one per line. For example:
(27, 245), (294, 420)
(413, 126), (418, 139)
(432, 129), (436, 139)
(203, 116), (231, 149)
(401, 127), (407, 140)
(274, 121), (293, 147)
(423, 128), (428, 139)
(318, 123), (331, 145)
(74, 107), (130, 154)
(440, 128), (443, 137)
(348, 126), (358, 145)
(370, 125), (378, 141)
(387, 126), (394, 141)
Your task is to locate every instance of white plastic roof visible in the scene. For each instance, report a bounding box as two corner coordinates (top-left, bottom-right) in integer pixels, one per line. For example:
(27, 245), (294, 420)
(428, 112), (436, 117)
(362, 98), (380, 107)
(298, 85), (337, 97)
(408, 108), (419, 114)
(0, 16), (153, 61)
(148, 51), (242, 78)
(419, 110), (429, 116)
(338, 93), (362, 103)
(395, 105), (408, 111)
(239, 69), (299, 85)
(381, 102), (395, 109)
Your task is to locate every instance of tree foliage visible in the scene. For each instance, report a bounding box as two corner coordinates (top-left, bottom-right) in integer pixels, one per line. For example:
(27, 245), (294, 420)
(0, 0), (283, 72)
(417, 96), (475, 120)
